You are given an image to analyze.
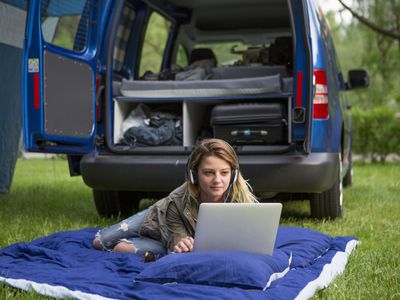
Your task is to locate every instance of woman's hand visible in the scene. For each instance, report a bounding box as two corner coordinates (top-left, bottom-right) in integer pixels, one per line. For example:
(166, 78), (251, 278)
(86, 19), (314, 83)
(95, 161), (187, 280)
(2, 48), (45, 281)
(174, 236), (194, 253)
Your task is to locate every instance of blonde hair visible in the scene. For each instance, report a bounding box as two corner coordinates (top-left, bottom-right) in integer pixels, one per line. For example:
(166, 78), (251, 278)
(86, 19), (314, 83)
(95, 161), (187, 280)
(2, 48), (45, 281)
(186, 138), (258, 203)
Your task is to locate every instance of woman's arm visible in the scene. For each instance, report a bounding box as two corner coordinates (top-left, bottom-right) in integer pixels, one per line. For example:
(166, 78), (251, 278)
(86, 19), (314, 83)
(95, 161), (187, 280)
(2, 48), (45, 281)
(166, 202), (194, 252)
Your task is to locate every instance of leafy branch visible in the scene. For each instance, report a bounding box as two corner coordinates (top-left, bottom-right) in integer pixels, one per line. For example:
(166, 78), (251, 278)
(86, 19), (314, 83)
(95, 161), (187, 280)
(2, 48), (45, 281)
(338, 0), (400, 41)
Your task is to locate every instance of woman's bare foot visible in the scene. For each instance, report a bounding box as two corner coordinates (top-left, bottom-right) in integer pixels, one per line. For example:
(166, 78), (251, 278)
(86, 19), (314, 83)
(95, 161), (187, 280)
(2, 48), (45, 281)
(113, 241), (138, 253)
(93, 238), (102, 250)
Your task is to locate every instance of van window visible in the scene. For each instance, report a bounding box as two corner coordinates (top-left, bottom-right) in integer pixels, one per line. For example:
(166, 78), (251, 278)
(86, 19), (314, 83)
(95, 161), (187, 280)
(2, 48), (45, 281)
(176, 44), (188, 67)
(195, 41), (247, 66)
(40, 0), (91, 52)
(139, 12), (171, 76)
(113, 3), (136, 72)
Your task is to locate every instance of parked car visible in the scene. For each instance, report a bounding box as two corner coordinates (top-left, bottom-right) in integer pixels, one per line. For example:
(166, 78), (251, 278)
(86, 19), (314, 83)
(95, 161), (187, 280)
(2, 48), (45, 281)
(23, 0), (368, 218)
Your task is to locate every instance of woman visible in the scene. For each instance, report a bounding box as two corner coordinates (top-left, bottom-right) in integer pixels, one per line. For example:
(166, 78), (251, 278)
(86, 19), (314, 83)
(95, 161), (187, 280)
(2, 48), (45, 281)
(93, 138), (257, 256)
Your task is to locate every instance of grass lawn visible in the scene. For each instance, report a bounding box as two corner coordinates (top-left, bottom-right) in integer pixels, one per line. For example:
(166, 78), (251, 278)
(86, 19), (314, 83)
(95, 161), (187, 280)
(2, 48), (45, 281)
(0, 158), (399, 299)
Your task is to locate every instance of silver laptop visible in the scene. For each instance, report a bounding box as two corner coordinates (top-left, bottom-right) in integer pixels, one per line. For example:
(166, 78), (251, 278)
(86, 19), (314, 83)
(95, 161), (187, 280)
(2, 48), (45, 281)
(193, 203), (282, 255)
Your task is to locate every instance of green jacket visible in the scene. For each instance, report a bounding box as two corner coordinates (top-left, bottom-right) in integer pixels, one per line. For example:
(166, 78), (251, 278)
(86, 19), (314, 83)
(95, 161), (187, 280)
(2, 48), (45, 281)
(139, 183), (199, 251)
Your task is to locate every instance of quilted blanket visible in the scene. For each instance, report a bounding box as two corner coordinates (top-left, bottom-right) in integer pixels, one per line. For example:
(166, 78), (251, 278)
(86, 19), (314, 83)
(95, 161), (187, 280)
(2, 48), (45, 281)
(0, 227), (358, 300)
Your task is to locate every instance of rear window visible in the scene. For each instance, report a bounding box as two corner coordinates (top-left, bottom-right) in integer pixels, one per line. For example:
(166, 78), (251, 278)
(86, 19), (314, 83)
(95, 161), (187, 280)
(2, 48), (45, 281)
(40, 0), (91, 52)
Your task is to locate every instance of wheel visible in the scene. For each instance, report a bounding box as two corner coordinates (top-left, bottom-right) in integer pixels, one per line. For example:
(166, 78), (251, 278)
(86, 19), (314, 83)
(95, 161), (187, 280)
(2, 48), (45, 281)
(310, 156), (343, 219)
(343, 149), (352, 187)
(93, 190), (141, 218)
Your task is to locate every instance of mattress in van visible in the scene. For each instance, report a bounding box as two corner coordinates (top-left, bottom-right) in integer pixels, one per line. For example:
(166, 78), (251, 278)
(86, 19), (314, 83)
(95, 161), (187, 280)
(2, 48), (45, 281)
(119, 74), (282, 98)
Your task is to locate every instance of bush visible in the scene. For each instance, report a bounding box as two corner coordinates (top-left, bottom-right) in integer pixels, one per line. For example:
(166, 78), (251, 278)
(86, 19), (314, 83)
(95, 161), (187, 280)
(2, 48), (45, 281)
(351, 107), (400, 163)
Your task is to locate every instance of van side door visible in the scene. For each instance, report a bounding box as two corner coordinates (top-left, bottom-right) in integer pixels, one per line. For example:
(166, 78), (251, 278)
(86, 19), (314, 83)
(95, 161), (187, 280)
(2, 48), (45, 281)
(23, 0), (108, 154)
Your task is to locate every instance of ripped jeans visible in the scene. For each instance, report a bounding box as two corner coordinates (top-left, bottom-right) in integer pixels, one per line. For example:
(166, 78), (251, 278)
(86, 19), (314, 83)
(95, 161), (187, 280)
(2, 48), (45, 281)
(96, 208), (167, 256)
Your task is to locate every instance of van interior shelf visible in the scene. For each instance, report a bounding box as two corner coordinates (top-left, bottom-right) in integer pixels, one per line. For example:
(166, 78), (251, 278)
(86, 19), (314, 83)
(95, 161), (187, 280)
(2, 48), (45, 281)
(113, 96), (292, 147)
(115, 92), (292, 103)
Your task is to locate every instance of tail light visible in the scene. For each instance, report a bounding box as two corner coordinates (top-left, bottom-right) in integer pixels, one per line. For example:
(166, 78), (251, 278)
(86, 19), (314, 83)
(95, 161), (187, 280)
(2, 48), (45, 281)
(313, 69), (329, 119)
(33, 73), (40, 110)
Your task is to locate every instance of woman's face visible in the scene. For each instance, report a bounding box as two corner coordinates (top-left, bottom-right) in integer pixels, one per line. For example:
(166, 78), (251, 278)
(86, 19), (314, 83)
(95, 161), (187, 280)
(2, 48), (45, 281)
(197, 155), (232, 203)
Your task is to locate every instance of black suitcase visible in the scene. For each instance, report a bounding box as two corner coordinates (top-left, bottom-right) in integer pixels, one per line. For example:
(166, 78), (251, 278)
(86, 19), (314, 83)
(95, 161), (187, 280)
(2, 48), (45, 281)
(210, 103), (288, 145)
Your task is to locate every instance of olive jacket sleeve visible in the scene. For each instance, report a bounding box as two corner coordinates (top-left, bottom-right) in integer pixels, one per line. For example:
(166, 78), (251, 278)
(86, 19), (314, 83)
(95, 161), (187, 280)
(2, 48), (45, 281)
(165, 201), (191, 251)
(139, 183), (198, 252)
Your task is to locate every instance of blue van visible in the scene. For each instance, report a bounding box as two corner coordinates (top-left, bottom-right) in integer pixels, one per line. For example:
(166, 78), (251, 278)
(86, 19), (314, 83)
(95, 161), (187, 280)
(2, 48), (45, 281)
(23, 0), (368, 218)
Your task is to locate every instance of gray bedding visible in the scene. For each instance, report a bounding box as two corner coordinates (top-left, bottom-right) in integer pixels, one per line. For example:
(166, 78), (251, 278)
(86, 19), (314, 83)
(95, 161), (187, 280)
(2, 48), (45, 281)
(211, 65), (289, 79)
(120, 74), (283, 98)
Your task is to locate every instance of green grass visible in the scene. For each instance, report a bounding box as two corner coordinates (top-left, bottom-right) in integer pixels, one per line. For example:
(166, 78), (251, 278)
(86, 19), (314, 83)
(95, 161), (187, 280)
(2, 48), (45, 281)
(0, 158), (399, 299)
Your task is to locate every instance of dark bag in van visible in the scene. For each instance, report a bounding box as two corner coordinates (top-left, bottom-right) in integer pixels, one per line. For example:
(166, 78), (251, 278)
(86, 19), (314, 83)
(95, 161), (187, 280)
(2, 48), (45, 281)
(269, 37), (293, 67)
(210, 103), (288, 145)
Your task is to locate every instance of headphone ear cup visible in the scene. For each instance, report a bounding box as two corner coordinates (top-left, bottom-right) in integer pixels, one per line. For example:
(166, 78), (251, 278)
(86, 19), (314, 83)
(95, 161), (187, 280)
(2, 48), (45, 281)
(189, 169), (198, 185)
(230, 169), (238, 185)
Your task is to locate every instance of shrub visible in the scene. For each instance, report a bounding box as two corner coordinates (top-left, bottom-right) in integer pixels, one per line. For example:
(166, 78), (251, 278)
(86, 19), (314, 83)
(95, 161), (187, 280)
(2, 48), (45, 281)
(351, 107), (400, 163)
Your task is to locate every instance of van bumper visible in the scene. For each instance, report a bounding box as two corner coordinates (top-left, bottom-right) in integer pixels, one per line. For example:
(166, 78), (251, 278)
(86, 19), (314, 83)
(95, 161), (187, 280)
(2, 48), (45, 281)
(80, 152), (339, 193)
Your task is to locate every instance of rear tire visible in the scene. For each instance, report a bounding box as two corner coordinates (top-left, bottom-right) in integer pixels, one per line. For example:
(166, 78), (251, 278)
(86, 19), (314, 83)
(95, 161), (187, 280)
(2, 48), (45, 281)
(310, 156), (343, 219)
(93, 190), (141, 218)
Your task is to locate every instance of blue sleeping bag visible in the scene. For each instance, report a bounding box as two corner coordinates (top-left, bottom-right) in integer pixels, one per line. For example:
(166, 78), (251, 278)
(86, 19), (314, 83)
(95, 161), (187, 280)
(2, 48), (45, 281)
(0, 226), (358, 300)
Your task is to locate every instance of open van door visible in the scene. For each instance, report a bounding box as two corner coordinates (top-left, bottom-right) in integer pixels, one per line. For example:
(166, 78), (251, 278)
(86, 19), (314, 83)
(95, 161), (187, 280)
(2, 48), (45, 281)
(23, 0), (105, 154)
(288, 0), (313, 153)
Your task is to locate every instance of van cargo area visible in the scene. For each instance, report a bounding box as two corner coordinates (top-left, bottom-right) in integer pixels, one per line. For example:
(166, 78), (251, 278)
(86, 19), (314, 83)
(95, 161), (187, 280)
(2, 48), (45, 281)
(107, 0), (297, 154)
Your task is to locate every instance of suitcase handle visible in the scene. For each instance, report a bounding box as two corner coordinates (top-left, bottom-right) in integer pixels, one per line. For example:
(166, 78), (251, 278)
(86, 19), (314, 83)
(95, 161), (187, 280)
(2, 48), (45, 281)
(230, 129), (268, 137)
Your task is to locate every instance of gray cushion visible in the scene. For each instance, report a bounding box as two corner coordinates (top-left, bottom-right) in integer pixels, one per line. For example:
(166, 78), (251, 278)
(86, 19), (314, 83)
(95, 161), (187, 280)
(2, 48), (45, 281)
(120, 74), (282, 98)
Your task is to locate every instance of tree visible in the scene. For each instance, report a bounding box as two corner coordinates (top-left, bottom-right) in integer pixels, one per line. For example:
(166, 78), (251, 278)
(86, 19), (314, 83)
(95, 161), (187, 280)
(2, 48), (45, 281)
(331, 0), (400, 108)
(337, 0), (400, 41)
(330, 1), (400, 158)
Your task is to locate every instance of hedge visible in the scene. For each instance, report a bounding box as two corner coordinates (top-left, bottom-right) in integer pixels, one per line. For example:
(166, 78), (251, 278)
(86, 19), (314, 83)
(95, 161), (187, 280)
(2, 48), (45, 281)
(351, 107), (400, 163)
